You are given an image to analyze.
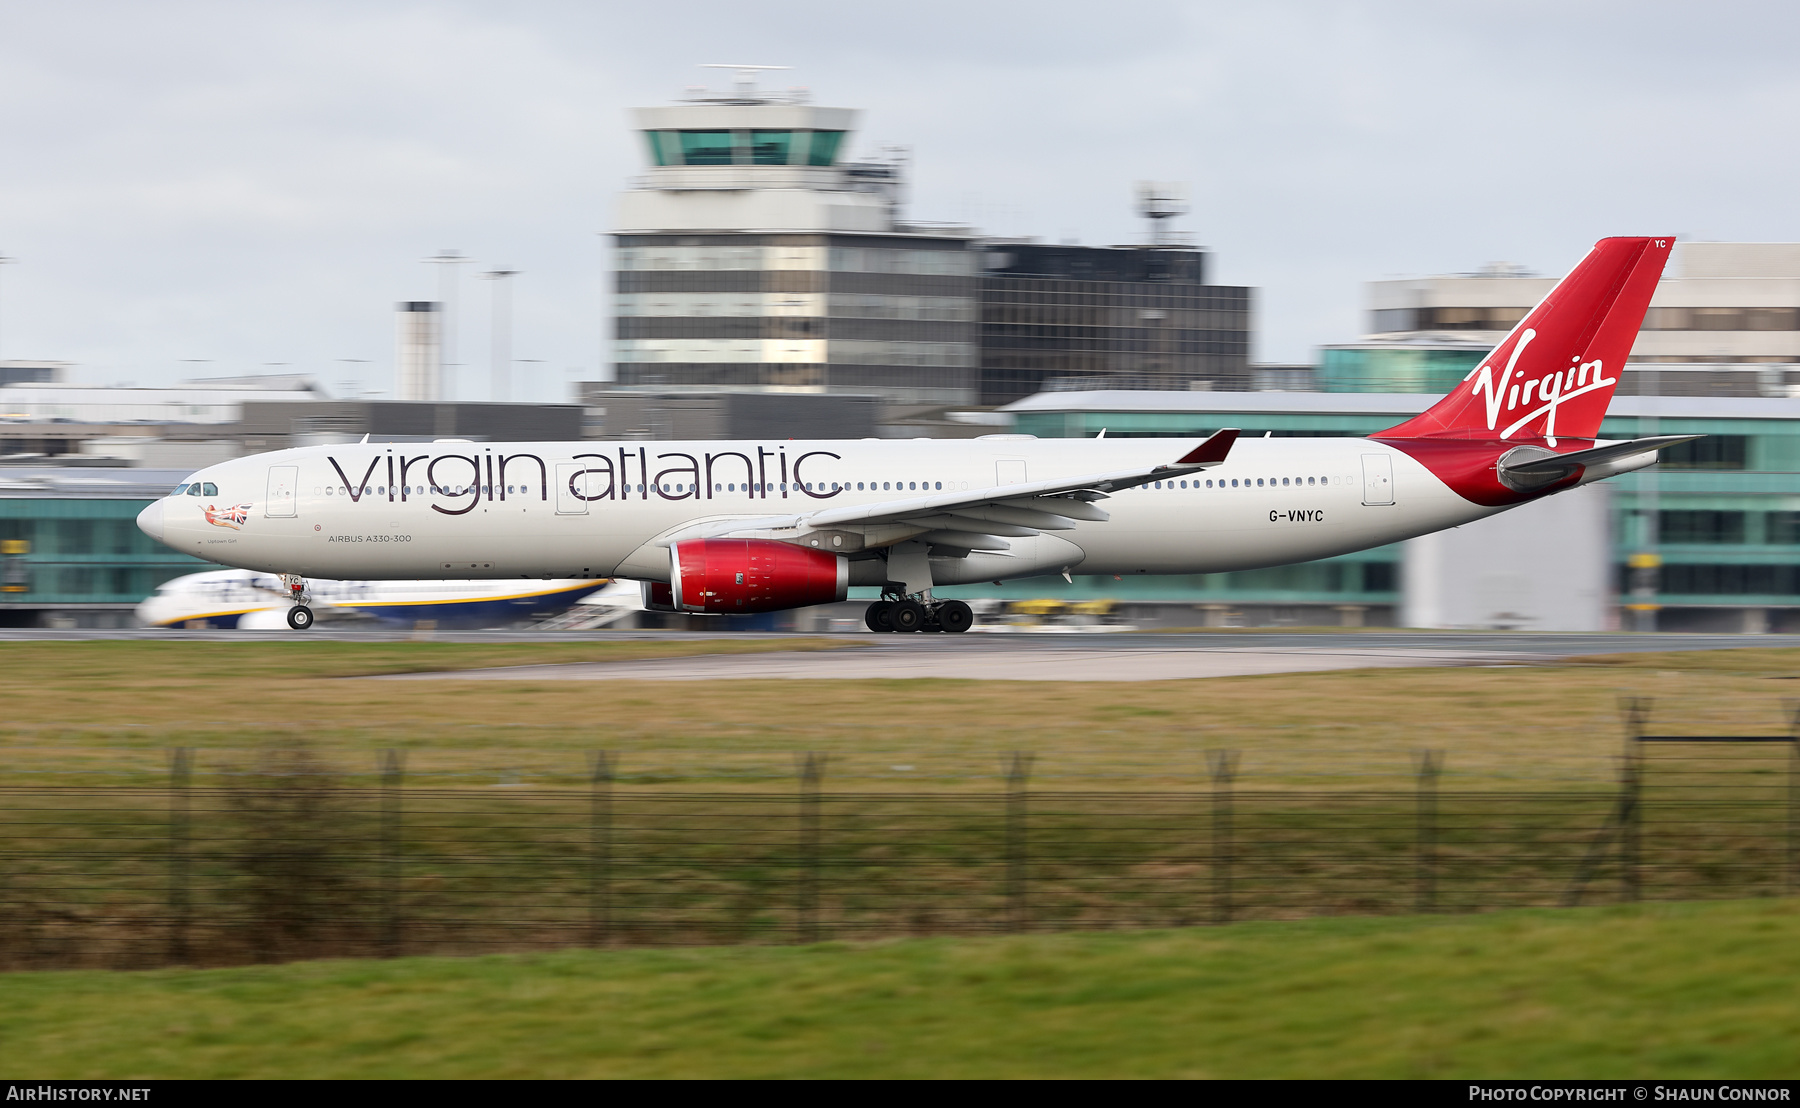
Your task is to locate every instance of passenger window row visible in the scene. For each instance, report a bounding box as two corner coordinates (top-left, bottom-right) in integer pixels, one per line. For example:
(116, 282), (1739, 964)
(1145, 475), (1354, 489)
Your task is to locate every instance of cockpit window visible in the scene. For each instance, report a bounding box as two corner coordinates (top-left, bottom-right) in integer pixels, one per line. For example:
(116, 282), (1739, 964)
(202, 483), (219, 497)
(171, 484), (189, 496)
(187, 484), (202, 496)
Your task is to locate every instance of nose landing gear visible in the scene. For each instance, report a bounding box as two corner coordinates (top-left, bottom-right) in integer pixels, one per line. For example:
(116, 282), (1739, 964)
(280, 573), (314, 631)
(863, 597), (973, 634)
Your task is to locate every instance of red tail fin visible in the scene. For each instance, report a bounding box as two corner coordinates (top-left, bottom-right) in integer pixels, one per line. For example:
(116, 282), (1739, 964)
(1378, 237), (1674, 444)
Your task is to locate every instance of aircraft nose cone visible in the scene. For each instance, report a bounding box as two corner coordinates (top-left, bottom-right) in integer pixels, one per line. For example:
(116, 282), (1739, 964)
(136, 500), (166, 544)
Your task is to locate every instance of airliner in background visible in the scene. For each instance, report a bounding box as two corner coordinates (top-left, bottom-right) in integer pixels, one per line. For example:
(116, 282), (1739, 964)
(137, 570), (617, 630)
(137, 237), (1694, 633)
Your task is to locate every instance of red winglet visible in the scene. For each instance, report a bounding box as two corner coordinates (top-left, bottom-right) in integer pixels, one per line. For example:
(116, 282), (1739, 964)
(1177, 428), (1239, 466)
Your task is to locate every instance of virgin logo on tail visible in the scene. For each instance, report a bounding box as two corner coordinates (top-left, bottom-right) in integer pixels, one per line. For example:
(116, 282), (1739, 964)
(1465, 328), (1618, 446)
(1377, 237), (1672, 445)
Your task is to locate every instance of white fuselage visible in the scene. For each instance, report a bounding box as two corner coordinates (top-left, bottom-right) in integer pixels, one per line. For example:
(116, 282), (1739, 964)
(139, 437), (1510, 585)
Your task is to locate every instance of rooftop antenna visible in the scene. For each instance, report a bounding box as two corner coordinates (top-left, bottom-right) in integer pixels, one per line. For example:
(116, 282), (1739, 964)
(701, 63), (791, 101)
(1135, 182), (1188, 248)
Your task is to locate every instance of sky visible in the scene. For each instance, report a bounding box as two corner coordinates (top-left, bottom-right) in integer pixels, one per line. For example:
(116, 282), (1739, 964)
(2, 0), (1798, 401)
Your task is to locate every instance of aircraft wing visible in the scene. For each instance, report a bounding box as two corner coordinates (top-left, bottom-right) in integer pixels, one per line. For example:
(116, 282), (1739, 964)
(647, 429), (1238, 554)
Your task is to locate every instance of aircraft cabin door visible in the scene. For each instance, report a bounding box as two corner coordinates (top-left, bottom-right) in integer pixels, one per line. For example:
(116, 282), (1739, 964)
(555, 462), (590, 515)
(996, 459), (1027, 486)
(1360, 454), (1394, 506)
(265, 466), (298, 517)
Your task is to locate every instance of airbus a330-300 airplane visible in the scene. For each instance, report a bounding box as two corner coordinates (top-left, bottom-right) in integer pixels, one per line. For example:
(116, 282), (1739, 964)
(137, 237), (1694, 633)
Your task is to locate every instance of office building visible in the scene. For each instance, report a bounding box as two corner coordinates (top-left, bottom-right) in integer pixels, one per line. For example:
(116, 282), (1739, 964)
(1334, 243), (1800, 396)
(977, 242), (1253, 405)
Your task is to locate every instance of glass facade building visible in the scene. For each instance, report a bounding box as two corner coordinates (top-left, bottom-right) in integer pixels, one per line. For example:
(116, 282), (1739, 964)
(1316, 342), (1486, 394)
(0, 469), (218, 627)
(977, 244), (1253, 406)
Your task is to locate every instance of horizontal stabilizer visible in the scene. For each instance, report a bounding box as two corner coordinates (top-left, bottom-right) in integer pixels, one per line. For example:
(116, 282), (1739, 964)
(1498, 435), (1700, 491)
(1503, 435), (1700, 474)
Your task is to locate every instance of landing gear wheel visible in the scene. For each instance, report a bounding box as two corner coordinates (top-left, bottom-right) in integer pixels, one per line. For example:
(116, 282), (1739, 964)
(864, 601), (896, 633)
(936, 600), (974, 634)
(891, 600), (925, 633)
(286, 605), (314, 631)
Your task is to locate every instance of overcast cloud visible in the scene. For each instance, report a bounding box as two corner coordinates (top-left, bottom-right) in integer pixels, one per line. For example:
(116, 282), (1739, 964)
(1, 0), (1798, 400)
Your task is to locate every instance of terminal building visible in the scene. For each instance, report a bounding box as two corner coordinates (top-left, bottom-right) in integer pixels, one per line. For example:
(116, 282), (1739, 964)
(0, 467), (213, 627)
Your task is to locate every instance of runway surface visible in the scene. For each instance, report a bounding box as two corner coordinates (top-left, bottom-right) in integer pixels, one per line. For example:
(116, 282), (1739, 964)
(7, 626), (1795, 681)
(350, 631), (1800, 683)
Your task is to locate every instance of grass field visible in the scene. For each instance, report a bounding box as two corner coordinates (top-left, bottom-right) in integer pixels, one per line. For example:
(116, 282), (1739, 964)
(3, 898), (1796, 1078)
(4, 641), (1798, 788)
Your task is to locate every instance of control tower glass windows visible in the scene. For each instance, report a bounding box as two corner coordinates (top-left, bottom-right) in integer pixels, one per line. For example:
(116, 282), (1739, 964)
(643, 130), (682, 167)
(639, 130), (849, 167)
(805, 130), (844, 166)
(677, 131), (736, 166)
(751, 130), (792, 165)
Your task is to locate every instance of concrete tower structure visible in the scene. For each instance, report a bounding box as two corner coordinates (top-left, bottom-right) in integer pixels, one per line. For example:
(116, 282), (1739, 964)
(611, 70), (979, 404)
(395, 301), (442, 402)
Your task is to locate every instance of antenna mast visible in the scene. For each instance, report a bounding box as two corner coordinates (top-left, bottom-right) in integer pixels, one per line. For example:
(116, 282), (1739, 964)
(1135, 182), (1188, 248)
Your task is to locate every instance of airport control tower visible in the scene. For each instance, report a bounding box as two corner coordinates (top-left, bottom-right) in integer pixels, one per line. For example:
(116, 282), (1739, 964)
(611, 67), (979, 404)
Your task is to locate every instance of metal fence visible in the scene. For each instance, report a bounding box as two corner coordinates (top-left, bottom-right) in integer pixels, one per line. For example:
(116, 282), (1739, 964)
(2, 706), (1796, 970)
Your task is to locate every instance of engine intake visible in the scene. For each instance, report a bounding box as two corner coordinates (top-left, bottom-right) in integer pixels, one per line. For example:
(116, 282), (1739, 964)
(668, 539), (848, 614)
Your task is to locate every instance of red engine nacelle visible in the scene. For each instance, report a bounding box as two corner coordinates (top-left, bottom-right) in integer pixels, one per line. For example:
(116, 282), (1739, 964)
(666, 539), (848, 614)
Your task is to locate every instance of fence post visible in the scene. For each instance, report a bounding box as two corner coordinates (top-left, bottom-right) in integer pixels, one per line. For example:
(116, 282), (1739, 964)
(168, 748), (191, 964)
(1620, 697), (1648, 903)
(1416, 749), (1441, 913)
(1208, 750), (1238, 925)
(380, 749), (404, 956)
(797, 752), (825, 944)
(1005, 752), (1032, 933)
(1788, 701), (1800, 896)
(589, 751), (613, 947)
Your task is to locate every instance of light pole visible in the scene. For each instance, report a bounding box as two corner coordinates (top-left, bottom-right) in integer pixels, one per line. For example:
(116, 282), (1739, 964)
(337, 358), (371, 399)
(481, 269), (519, 403)
(0, 253), (17, 365)
(424, 250), (471, 400)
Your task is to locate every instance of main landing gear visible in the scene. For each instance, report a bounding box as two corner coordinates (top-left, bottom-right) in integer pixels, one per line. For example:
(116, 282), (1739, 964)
(864, 597), (974, 634)
(279, 573), (314, 631)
